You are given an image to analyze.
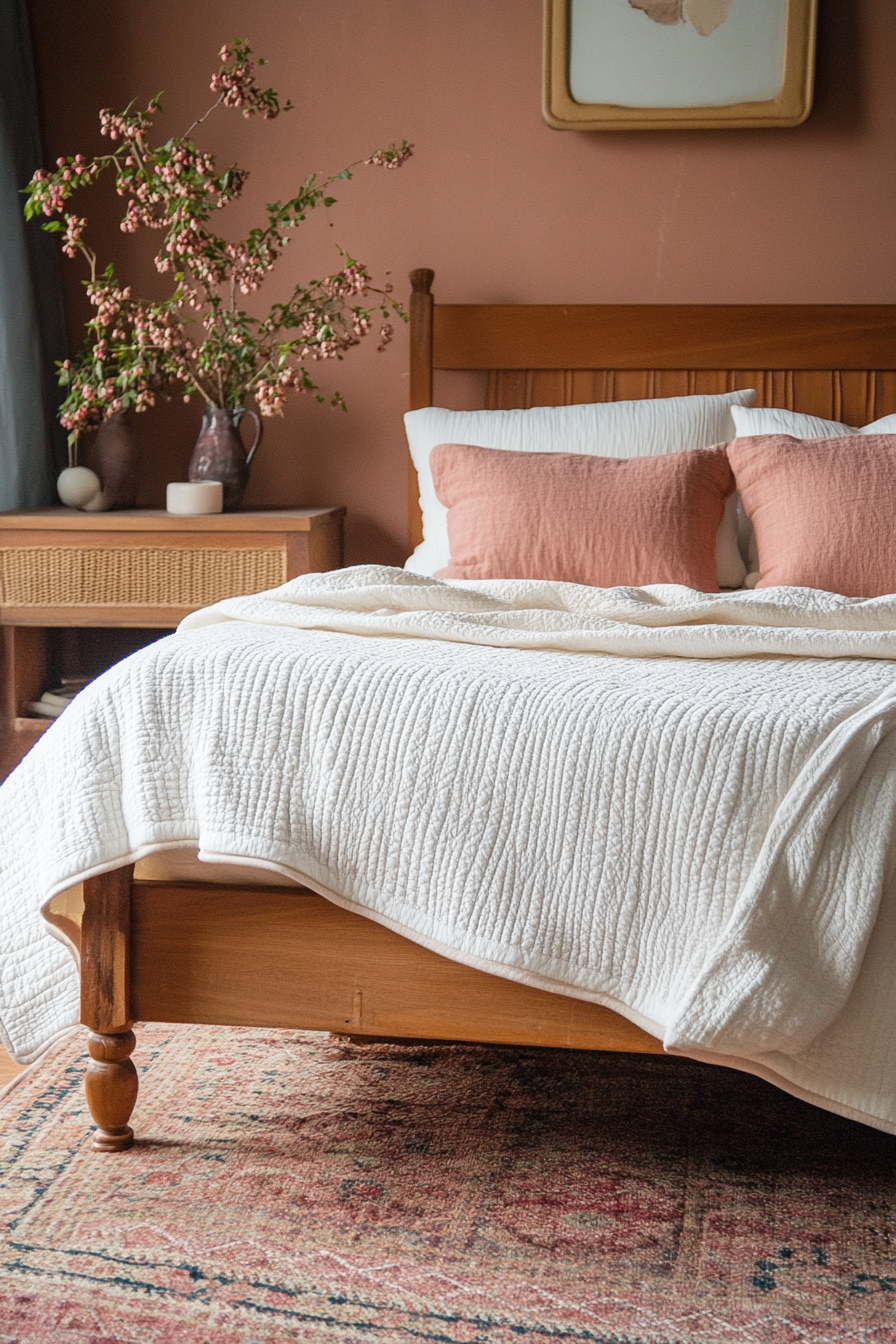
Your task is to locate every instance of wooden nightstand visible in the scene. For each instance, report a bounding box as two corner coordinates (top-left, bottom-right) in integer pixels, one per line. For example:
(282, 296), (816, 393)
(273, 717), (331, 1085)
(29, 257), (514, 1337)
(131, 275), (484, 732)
(0, 507), (344, 731)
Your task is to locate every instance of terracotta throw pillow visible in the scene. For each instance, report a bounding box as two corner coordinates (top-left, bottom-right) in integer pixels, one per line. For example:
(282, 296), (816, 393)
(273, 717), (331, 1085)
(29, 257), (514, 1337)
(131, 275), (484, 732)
(430, 441), (734, 591)
(728, 433), (896, 597)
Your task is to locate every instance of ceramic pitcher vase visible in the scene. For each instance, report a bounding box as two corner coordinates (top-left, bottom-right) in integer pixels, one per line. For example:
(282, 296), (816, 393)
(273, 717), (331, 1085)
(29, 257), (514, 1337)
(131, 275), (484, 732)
(188, 407), (263, 511)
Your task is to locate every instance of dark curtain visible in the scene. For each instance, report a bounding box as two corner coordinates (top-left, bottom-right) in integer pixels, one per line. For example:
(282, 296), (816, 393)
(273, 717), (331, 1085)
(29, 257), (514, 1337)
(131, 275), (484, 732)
(0, 0), (67, 509)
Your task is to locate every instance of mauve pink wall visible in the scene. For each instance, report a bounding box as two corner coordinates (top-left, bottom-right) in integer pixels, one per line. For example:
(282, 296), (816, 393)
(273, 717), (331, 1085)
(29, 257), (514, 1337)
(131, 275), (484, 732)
(29, 1), (896, 564)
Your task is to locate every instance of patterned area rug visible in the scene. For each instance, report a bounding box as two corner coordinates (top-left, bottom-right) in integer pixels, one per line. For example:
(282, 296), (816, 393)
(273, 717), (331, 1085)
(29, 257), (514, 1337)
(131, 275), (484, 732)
(0, 1025), (894, 1343)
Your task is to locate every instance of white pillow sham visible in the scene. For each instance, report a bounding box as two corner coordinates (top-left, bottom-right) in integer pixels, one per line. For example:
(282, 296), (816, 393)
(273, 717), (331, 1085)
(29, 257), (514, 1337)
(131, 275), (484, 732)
(730, 407), (896, 573)
(405, 390), (756, 589)
(731, 406), (896, 439)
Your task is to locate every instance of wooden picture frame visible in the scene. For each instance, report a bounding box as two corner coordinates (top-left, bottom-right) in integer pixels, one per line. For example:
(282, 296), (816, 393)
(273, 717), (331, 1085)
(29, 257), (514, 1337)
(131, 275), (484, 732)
(543, 0), (817, 131)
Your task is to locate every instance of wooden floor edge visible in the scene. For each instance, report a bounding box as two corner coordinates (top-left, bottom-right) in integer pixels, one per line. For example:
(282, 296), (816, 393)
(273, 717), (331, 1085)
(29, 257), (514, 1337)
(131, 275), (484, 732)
(0, 1047), (26, 1088)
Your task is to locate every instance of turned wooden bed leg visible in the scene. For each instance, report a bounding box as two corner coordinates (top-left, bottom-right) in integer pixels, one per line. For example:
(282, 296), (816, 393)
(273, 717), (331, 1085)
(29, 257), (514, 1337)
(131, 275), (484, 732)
(86, 1029), (138, 1151)
(80, 865), (137, 1152)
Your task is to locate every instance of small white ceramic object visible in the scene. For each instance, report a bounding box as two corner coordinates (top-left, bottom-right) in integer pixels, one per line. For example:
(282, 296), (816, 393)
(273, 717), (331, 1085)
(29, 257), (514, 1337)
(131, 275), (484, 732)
(166, 480), (224, 515)
(57, 465), (102, 509)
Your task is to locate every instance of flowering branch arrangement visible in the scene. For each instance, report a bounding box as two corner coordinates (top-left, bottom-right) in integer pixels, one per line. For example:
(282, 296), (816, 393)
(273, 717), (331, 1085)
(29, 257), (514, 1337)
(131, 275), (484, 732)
(24, 41), (412, 447)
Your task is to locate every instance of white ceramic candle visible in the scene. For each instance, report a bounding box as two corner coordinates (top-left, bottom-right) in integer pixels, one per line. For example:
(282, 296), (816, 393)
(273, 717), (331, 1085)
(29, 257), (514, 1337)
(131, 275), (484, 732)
(166, 481), (224, 515)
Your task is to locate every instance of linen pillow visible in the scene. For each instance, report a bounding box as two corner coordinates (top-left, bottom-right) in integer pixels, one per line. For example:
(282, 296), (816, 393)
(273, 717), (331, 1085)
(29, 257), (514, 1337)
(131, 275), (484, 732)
(729, 408), (896, 573)
(431, 441), (734, 592)
(727, 433), (896, 597)
(731, 406), (896, 439)
(405, 389), (755, 587)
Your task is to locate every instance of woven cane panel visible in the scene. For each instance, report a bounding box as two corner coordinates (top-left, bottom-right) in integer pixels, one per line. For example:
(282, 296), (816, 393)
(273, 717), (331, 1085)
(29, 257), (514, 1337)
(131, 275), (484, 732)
(0, 546), (286, 609)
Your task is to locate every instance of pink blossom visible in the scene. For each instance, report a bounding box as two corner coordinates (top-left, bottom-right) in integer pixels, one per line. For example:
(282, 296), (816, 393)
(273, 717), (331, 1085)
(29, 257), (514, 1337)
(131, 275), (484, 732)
(364, 141), (414, 170)
(27, 43), (407, 444)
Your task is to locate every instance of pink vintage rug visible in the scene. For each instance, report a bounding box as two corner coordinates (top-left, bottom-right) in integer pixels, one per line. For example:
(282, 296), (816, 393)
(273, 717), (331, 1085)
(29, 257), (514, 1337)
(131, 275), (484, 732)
(0, 1024), (894, 1344)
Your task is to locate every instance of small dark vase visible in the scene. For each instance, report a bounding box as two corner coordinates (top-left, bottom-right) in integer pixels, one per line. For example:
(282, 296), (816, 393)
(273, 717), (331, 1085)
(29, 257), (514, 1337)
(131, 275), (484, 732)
(82, 409), (139, 511)
(188, 407), (262, 511)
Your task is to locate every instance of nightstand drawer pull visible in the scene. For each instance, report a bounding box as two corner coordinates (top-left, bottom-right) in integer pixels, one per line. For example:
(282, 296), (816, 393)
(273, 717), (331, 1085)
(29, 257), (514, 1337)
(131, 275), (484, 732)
(0, 546), (286, 609)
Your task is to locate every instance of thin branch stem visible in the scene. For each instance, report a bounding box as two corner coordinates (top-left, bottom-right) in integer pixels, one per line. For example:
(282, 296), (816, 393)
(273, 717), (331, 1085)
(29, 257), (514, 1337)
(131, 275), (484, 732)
(182, 92), (226, 141)
(123, 133), (147, 175)
(76, 240), (98, 283)
(188, 372), (217, 406)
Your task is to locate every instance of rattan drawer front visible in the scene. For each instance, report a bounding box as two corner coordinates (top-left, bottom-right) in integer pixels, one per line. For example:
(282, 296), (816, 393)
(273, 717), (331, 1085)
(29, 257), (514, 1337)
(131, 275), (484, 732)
(0, 545), (286, 609)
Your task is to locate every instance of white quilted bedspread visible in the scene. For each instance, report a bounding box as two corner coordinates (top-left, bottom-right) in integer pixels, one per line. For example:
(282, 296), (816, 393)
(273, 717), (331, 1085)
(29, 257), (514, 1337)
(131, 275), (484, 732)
(5, 566), (896, 1133)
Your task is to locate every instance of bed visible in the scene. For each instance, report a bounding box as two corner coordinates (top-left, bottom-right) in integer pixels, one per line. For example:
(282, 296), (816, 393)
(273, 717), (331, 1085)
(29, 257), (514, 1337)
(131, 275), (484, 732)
(5, 274), (896, 1151)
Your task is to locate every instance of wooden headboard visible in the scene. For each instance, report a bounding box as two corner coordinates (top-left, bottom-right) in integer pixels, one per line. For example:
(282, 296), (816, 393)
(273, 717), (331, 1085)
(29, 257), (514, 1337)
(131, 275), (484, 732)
(407, 268), (896, 551)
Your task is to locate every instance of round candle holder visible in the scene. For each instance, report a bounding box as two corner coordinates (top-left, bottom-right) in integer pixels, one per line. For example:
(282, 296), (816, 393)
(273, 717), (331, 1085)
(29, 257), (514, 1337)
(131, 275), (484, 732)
(166, 481), (224, 516)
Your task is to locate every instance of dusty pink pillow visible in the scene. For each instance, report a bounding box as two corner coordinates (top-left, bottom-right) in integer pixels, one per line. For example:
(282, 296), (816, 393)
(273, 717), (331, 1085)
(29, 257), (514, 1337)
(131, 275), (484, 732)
(728, 433), (896, 597)
(430, 441), (733, 591)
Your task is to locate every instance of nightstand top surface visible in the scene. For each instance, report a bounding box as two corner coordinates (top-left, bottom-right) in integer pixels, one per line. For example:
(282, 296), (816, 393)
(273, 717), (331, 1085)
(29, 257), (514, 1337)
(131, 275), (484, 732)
(0, 507), (344, 533)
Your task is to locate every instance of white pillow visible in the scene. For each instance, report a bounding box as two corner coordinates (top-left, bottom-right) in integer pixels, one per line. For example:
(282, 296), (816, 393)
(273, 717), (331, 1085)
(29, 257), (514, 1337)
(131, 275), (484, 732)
(731, 406), (896, 439)
(730, 407), (896, 573)
(405, 390), (756, 589)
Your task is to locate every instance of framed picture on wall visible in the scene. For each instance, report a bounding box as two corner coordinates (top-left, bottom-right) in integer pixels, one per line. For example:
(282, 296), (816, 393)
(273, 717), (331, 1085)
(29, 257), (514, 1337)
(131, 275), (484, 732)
(543, 0), (817, 130)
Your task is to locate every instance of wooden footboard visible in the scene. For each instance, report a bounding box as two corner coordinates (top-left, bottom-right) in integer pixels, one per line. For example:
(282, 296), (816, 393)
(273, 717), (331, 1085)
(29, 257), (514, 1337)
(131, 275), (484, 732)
(70, 867), (662, 1150)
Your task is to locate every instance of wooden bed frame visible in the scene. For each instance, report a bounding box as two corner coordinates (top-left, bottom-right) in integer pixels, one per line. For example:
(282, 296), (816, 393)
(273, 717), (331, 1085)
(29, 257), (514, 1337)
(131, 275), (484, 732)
(65, 274), (896, 1150)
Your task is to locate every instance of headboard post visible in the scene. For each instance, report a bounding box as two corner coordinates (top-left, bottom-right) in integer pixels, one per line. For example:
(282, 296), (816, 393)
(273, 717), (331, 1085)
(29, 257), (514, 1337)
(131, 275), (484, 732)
(408, 268), (434, 550)
(409, 268), (434, 409)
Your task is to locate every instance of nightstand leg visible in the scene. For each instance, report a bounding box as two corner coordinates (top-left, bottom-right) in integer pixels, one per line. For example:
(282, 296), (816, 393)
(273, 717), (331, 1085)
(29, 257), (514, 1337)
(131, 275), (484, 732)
(2, 626), (47, 725)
